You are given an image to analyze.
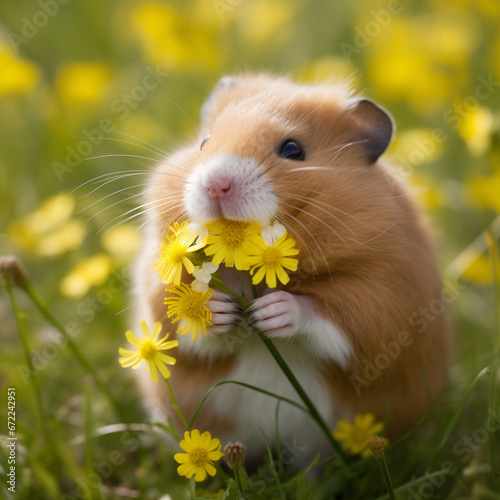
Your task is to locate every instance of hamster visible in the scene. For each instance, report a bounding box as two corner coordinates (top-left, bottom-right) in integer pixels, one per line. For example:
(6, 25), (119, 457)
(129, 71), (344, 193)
(133, 74), (452, 465)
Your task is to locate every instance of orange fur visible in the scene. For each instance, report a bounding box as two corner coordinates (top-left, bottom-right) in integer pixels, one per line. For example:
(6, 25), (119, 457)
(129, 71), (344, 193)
(134, 74), (451, 450)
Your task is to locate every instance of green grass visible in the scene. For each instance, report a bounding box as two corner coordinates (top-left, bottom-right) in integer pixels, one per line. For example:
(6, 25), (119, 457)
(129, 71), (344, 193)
(1, 0), (500, 498)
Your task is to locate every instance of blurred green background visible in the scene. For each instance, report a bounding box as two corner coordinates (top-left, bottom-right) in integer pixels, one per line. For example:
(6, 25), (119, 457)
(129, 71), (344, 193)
(1, 0), (500, 498)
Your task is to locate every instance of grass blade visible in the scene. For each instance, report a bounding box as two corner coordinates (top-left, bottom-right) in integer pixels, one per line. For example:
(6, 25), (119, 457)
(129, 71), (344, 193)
(427, 366), (491, 471)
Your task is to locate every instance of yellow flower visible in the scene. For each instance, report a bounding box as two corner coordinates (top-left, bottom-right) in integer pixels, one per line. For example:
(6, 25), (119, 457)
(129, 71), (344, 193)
(247, 232), (299, 288)
(102, 225), (142, 264)
(174, 429), (224, 482)
(457, 106), (494, 156)
(56, 62), (112, 104)
(205, 219), (261, 270)
(8, 192), (87, 256)
(332, 413), (388, 458)
(132, 3), (219, 71)
(60, 253), (113, 298)
(164, 284), (212, 340)
(118, 321), (178, 383)
(0, 43), (40, 97)
(153, 221), (206, 286)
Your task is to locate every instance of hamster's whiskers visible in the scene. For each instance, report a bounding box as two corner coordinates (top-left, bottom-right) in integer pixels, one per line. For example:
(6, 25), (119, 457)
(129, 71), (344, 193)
(278, 208), (332, 277)
(99, 195), (184, 235)
(98, 137), (169, 161)
(275, 213), (320, 276)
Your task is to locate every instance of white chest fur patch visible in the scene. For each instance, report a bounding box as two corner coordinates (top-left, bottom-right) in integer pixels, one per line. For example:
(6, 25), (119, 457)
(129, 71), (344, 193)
(175, 331), (352, 464)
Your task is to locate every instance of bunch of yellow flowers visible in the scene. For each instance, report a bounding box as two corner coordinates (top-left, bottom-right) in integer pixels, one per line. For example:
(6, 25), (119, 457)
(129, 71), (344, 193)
(152, 218), (299, 340)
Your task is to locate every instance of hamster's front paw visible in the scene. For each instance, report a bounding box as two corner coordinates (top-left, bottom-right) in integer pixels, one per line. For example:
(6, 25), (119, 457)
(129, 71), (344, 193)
(207, 291), (244, 335)
(247, 291), (312, 338)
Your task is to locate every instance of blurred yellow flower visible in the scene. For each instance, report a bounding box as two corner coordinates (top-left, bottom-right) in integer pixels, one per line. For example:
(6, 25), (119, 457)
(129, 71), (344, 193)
(367, 12), (476, 113)
(236, 0), (295, 46)
(56, 62), (112, 104)
(477, 0), (500, 18)
(297, 56), (357, 84)
(36, 220), (87, 257)
(409, 173), (445, 210)
(132, 2), (218, 70)
(389, 128), (444, 167)
(60, 253), (113, 298)
(332, 413), (388, 458)
(102, 225), (141, 263)
(8, 193), (87, 256)
(466, 173), (500, 212)
(461, 253), (496, 284)
(0, 44), (40, 98)
(458, 106), (494, 156)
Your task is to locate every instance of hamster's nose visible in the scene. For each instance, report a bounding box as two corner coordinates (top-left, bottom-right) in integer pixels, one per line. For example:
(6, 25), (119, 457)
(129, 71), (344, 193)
(205, 174), (232, 200)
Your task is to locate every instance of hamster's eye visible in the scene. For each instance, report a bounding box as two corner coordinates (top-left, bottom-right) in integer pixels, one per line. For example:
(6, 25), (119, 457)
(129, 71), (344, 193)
(279, 140), (305, 161)
(200, 135), (210, 151)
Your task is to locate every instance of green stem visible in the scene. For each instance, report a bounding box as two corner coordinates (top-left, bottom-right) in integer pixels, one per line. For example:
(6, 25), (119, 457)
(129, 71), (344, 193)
(215, 279), (349, 464)
(258, 332), (350, 463)
(187, 380), (308, 430)
(233, 466), (246, 498)
(22, 281), (124, 420)
(374, 453), (396, 500)
(487, 232), (500, 471)
(5, 279), (45, 427)
(427, 366), (490, 471)
(164, 377), (189, 430)
(212, 279), (249, 309)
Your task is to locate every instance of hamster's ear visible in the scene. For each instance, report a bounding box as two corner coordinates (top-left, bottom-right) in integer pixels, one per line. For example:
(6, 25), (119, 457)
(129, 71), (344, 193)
(201, 76), (238, 126)
(349, 98), (394, 163)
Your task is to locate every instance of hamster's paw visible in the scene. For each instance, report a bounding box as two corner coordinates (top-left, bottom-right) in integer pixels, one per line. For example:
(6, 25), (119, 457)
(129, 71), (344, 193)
(207, 290), (244, 335)
(247, 291), (311, 338)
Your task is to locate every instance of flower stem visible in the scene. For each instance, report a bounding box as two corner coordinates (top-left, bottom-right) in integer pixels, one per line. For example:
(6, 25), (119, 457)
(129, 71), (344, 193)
(216, 279), (350, 464)
(4, 279), (45, 426)
(21, 281), (125, 420)
(212, 279), (249, 308)
(164, 377), (189, 429)
(233, 466), (246, 498)
(373, 453), (396, 500)
(257, 332), (350, 464)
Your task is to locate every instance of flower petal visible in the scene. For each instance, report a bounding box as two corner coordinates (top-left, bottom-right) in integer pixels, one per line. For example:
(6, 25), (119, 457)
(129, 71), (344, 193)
(151, 322), (163, 341)
(194, 467), (207, 482)
(173, 452), (189, 464)
(139, 320), (150, 339)
(125, 330), (141, 348)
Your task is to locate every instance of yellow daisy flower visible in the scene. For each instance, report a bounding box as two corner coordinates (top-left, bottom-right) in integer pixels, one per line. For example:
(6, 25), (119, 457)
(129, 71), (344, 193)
(174, 429), (224, 482)
(205, 219), (261, 270)
(332, 413), (388, 458)
(153, 221), (207, 286)
(247, 232), (299, 288)
(164, 284), (212, 340)
(118, 321), (178, 383)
